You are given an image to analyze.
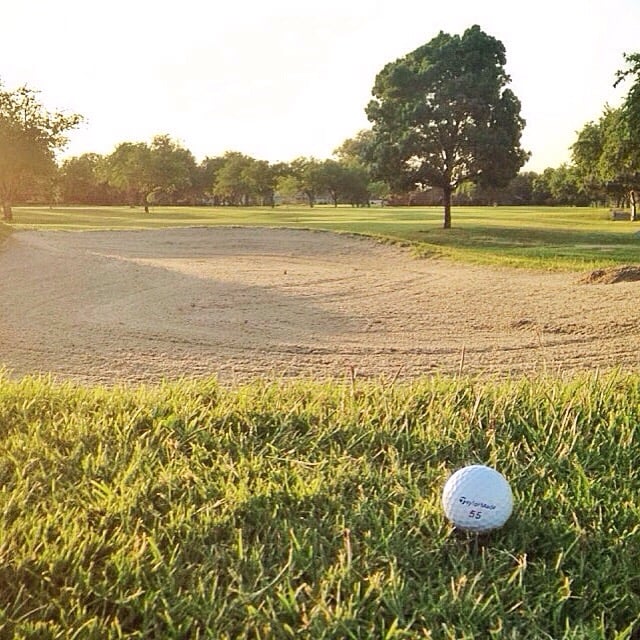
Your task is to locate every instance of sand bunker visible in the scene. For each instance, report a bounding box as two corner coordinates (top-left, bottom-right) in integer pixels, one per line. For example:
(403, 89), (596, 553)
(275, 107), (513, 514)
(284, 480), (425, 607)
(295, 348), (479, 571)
(0, 227), (638, 384)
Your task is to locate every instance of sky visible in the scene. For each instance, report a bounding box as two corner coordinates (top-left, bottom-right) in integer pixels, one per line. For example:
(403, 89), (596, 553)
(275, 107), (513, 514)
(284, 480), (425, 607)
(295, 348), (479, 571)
(2, 0), (639, 172)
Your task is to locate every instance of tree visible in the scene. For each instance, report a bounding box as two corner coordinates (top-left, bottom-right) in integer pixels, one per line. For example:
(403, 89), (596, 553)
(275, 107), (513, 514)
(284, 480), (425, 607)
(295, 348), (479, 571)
(600, 109), (640, 218)
(103, 136), (198, 211)
(547, 164), (585, 205)
(368, 180), (390, 203)
(366, 25), (528, 228)
(501, 172), (536, 205)
(339, 164), (371, 206)
(241, 158), (276, 206)
(614, 53), (640, 218)
(572, 106), (640, 215)
(0, 83), (82, 220)
(213, 152), (254, 205)
(616, 52), (640, 132)
(318, 160), (347, 207)
(334, 132), (389, 205)
(196, 156), (227, 205)
(60, 153), (117, 204)
(531, 169), (554, 205)
(571, 117), (609, 206)
(274, 174), (301, 204)
(146, 135), (197, 206)
(289, 157), (324, 207)
(315, 159), (372, 207)
(102, 142), (153, 210)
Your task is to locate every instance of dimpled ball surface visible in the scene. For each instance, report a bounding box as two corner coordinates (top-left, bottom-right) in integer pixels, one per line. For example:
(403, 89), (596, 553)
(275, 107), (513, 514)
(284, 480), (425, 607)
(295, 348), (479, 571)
(442, 465), (513, 533)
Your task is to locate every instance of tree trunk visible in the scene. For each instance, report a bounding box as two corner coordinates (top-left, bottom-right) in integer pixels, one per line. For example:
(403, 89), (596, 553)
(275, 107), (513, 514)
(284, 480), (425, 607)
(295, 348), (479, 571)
(443, 186), (452, 229)
(631, 190), (637, 221)
(2, 202), (12, 221)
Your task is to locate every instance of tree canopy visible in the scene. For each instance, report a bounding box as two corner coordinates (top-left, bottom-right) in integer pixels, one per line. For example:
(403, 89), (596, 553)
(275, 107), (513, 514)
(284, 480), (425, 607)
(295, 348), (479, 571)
(572, 58), (640, 219)
(213, 152), (275, 206)
(612, 53), (640, 217)
(0, 84), (82, 219)
(366, 25), (528, 228)
(616, 52), (640, 132)
(101, 136), (197, 211)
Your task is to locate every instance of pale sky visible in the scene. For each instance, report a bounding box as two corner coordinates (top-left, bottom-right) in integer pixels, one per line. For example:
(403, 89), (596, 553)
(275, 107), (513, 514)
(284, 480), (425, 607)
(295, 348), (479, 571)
(2, 0), (638, 171)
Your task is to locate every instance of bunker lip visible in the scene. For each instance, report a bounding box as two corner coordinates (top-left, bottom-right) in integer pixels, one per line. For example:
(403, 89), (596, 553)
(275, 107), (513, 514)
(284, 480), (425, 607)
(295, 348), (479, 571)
(0, 226), (638, 385)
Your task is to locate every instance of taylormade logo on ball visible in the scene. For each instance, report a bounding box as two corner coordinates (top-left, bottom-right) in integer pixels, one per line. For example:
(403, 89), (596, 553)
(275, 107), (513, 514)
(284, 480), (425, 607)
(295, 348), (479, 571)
(458, 497), (497, 510)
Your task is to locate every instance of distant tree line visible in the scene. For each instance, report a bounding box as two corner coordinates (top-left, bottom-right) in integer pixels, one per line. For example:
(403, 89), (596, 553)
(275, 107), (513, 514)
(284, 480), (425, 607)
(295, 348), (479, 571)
(44, 144), (634, 210)
(2, 33), (640, 223)
(22, 140), (387, 212)
(9, 134), (612, 211)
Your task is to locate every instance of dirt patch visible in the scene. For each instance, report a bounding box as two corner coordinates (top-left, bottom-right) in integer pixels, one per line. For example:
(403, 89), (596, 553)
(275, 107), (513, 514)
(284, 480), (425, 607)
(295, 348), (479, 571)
(0, 227), (638, 384)
(579, 265), (640, 285)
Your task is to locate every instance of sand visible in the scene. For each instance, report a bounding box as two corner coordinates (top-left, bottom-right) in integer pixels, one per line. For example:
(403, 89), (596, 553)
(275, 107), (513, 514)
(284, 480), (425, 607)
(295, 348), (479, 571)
(0, 226), (638, 384)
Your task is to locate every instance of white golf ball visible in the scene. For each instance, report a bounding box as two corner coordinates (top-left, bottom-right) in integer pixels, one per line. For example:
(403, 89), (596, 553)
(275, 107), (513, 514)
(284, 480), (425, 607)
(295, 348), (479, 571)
(441, 465), (513, 533)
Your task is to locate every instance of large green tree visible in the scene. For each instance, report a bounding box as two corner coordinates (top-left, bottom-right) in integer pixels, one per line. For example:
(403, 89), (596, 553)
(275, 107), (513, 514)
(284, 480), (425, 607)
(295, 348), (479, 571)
(366, 25), (528, 228)
(0, 84), (82, 220)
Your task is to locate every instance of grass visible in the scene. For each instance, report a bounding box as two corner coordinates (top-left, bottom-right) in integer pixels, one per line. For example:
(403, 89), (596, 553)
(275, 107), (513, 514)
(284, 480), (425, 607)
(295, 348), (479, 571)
(8, 204), (640, 270)
(0, 371), (639, 638)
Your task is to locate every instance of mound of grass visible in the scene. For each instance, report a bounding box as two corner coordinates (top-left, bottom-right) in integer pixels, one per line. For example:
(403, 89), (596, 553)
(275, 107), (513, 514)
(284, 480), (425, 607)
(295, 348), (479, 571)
(0, 373), (639, 638)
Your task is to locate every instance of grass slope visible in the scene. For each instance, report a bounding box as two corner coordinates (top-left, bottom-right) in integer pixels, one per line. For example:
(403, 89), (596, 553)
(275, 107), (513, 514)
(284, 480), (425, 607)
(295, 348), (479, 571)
(1, 373), (639, 638)
(8, 204), (640, 270)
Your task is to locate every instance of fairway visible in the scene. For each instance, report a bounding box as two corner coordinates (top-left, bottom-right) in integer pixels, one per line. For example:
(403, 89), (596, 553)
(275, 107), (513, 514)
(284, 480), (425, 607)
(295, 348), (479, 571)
(7, 204), (640, 269)
(1, 225), (638, 384)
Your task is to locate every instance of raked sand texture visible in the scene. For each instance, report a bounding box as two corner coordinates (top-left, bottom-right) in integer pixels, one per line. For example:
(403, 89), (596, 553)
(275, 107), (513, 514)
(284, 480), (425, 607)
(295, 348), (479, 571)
(1, 227), (638, 384)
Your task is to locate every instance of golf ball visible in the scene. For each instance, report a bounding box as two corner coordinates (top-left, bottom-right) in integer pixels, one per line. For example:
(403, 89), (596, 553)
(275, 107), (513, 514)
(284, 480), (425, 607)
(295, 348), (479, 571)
(441, 465), (513, 533)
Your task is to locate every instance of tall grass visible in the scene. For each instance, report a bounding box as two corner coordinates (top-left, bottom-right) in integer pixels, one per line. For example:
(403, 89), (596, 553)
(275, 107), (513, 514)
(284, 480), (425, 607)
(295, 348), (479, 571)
(1, 372), (639, 638)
